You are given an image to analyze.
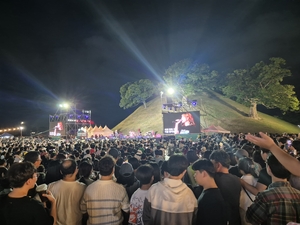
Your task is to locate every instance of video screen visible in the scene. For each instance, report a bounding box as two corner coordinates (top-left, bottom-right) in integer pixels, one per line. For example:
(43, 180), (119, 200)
(49, 121), (66, 137)
(163, 111), (200, 134)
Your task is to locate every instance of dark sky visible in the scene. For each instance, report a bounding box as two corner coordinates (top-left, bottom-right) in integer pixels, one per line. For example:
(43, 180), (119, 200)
(1, 0), (300, 133)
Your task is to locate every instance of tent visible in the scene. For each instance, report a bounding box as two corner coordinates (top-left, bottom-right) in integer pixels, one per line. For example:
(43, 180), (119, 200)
(0, 133), (14, 138)
(201, 125), (230, 133)
(101, 125), (113, 137)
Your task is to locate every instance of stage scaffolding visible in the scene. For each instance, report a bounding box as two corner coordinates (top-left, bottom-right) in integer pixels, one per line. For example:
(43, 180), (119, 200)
(49, 105), (91, 137)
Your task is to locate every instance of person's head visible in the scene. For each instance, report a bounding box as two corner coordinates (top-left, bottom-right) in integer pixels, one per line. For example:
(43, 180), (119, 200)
(167, 155), (188, 177)
(8, 162), (37, 189)
(117, 162), (135, 186)
(209, 150), (230, 172)
(23, 151), (42, 168)
(160, 160), (169, 178)
(56, 153), (67, 162)
(79, 161), (93, 178)
(186, 150), (199, 164)
(261, 148), (271, 161)
(192, 159), (215, 186)
(99, 156), (115, 176)
(266, 154), (290, 179)
(238, 157), (259, 178)
(149, 162), (161, 184)
(0, 158), (7, 167)
(181, 113), (195, 125)
(57, 122), (63, 130)
(135, 164), (154, 186)
(60, 159), (77, 177)
(128, 157), (140, 170)
(108, 148), (120, 161)
(234, 149), (249, 162)
(292, 140), (300, 152)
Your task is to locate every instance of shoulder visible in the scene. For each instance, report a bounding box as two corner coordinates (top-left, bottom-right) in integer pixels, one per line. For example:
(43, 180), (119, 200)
(75, 180), (87, 187)
(48, 180), (60, 188)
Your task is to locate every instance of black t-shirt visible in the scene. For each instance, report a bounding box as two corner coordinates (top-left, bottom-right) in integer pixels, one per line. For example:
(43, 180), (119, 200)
(214, 172), (241, 225)
(257, 167), (272, 187)
(0, 195), (53, 225)
(229, 166), (242, 178)
(197, 188), (228, 225)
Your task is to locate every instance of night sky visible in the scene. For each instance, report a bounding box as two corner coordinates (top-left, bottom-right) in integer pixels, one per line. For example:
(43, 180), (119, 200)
(1, 0), (300, 134)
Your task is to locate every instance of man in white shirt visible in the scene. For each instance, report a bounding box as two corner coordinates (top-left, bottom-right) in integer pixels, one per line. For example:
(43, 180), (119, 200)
(48, 159), (86, 225)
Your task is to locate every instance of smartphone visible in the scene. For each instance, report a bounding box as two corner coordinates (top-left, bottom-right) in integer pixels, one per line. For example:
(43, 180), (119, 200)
(287, 140), (292, 147)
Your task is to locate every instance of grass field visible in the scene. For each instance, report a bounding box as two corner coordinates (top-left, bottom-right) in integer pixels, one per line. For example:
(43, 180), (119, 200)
(113, 91), (300, 135)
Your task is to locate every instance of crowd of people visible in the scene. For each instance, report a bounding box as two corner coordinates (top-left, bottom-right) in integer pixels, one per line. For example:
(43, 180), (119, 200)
(0, 132), (300, 225)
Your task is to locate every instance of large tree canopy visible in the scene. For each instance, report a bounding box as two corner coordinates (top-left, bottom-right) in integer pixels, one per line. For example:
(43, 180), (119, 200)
(163, 59), (218, 97)
(223, 57), (299, 119)
(119, 79), (155, 109)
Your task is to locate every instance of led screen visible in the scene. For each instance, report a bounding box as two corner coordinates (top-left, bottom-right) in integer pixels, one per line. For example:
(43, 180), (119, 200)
(163, 111), (200, 134)
(49, 121), (66, 136)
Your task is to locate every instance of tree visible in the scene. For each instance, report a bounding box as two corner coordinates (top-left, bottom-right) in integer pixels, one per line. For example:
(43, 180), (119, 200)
(119, 79), (155, 109)
(223, 57), (299, 119)
(163, 59), (218, 98)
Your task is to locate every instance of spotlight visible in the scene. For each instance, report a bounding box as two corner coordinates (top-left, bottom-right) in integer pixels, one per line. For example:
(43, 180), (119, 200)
(191, 100), (197, 106)
(167, 88), (175, 95)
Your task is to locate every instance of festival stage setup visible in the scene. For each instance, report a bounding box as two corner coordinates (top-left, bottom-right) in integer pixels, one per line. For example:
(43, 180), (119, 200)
(49, 103), (92, 138)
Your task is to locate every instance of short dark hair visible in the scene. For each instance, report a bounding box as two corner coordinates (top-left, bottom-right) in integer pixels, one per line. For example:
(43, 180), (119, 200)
(160, 160), (168, 175)
(60, 159), (77, 176)
(23, 151), (40, 164)
(128, 157), (140, 170)
(168, 155), (188, 176)
(192, 159), (215, 177)
(135, 165), (154, 185)
(79, 161), (93, 178)
(209, 150), (230, 168)
(292, 140), (300, 152)
(8, 162), (36, 188)
(267, 154), (290, 179)
(186, 150), (199, 164)
(99, 156), (115, 176)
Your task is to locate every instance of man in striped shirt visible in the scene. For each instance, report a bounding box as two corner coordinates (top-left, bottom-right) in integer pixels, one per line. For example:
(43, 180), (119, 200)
(80, 156), (130, 225)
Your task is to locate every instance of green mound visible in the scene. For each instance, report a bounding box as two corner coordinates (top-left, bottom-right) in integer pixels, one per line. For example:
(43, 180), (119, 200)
(113, 92), (300, 134)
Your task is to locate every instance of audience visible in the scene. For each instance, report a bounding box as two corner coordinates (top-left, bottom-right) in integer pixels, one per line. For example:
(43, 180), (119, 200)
(0, 131), (300, 225)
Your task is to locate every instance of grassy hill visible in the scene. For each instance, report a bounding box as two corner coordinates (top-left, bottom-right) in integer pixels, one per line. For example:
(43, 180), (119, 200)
(113, 91), (300, 134)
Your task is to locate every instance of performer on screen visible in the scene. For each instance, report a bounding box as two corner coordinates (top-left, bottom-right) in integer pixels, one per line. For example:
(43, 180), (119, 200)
(174, 113), (195, 134)
(53, 122), (63, 136)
